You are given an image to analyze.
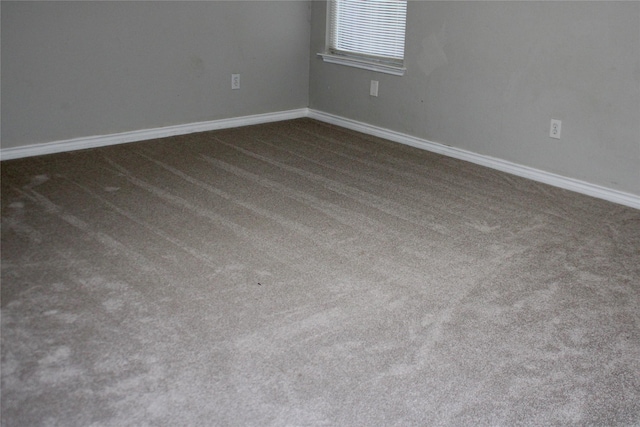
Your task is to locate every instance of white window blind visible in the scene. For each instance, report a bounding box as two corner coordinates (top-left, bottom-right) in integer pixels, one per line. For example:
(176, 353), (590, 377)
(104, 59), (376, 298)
(328, 0), (407, 67)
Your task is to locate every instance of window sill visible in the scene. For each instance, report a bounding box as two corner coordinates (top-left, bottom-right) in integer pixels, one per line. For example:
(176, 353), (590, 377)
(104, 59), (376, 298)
(318, 53), (406, 76)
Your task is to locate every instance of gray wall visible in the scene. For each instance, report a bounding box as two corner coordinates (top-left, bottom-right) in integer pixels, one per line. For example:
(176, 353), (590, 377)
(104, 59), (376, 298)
(309, 1), (640, 196)
(3, 1), (639, 197)
(1, 1), (311, 148)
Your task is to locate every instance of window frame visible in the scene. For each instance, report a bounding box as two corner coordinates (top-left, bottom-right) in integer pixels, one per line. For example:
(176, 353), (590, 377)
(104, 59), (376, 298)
(319, 0), (407, 76)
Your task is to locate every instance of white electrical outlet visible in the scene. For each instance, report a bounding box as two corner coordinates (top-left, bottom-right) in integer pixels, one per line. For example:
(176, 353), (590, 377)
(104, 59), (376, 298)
(370, 80), (379, 97)
(232, 74), (240, 90)
(550, 119), (561, 139)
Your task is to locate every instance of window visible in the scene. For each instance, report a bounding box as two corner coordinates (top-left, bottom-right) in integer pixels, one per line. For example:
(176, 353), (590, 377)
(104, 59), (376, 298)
(320, 0), (407, 76)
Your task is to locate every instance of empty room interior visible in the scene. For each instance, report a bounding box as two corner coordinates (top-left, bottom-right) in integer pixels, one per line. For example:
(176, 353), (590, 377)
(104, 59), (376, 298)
(1, 1), (639, 425)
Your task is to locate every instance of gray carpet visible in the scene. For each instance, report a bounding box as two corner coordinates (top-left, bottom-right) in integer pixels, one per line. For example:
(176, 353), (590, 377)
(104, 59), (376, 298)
(2, 118), (639, 426)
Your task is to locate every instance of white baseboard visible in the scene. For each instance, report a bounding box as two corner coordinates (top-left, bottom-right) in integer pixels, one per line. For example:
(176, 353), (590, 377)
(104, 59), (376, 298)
(0, 108), (309, 161)
(308, 109), (640, 210)
(2, 106), (638, 210)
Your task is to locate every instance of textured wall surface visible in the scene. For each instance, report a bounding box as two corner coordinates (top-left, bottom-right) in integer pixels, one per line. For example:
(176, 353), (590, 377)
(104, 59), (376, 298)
(309, 1), (640, 195)
(2, 1), (639, 196)
(1, 1), (311, 148)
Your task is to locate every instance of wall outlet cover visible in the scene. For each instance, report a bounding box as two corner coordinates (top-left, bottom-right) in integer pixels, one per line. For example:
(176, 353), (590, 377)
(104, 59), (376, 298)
(550, 119), (561, 139)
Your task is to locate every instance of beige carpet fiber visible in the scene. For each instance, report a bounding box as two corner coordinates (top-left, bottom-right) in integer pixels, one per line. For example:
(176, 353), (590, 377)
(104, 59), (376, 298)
(2, 118), (639, 426)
